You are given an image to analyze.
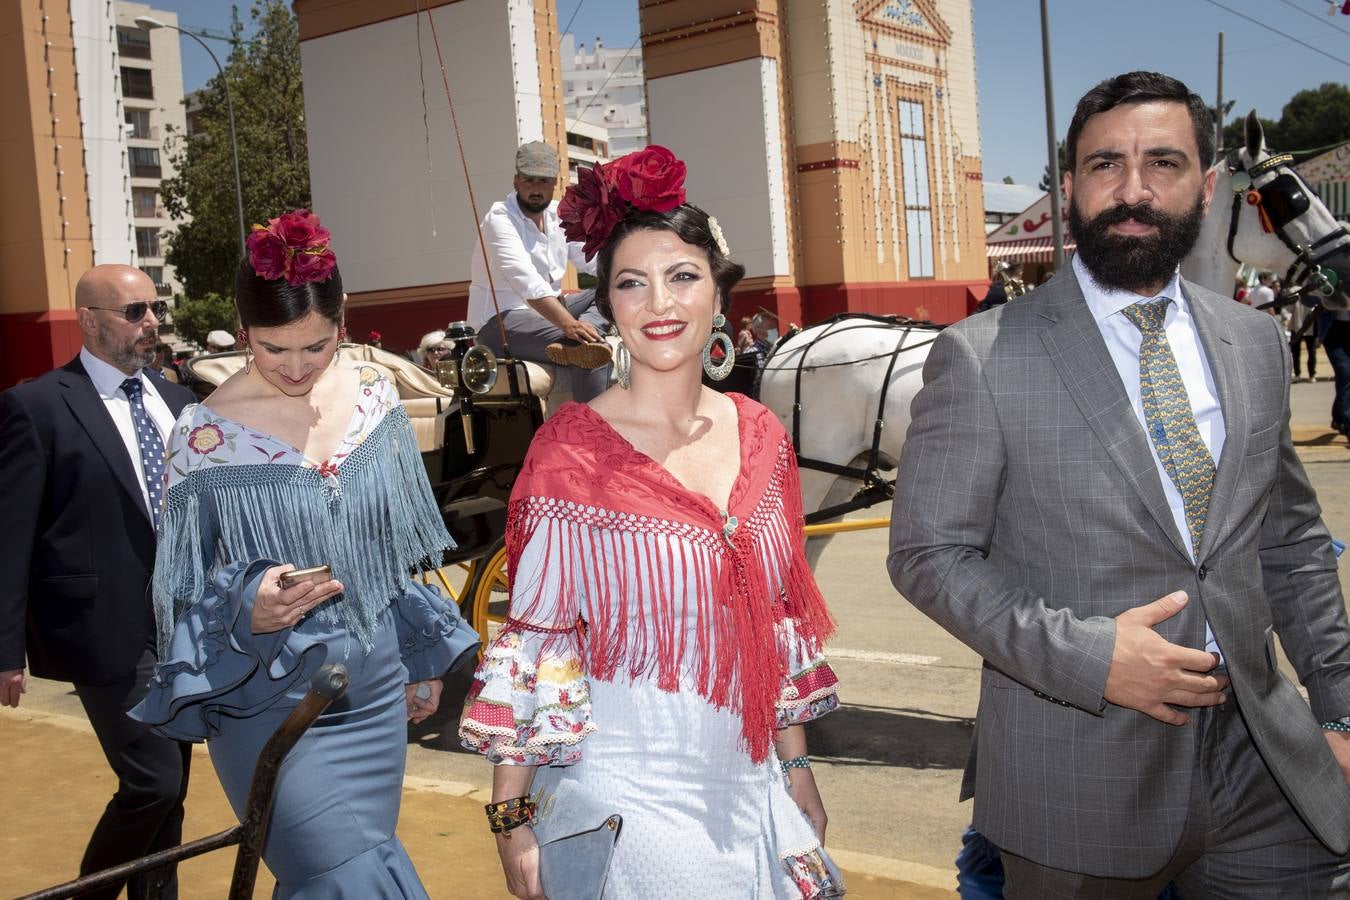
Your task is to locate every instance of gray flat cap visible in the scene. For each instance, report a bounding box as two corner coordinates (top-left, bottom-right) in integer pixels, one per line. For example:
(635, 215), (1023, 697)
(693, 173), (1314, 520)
(515, 141), (559, 178)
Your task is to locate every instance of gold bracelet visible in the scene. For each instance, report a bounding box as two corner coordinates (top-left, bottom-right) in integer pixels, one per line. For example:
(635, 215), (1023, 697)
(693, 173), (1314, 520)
(485, 797), (536, 837)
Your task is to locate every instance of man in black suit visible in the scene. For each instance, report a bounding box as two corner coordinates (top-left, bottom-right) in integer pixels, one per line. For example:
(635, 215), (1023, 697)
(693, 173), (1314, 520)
(0, 265), (197, 899)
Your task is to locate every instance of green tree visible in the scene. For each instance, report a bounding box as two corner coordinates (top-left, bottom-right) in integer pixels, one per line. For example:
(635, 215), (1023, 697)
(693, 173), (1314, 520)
(162, 0), (311, 300)
(1222, 84), (1350, 154)
(1272, 82), (1350, 152)
(171, 293), (237, 347)
(1038, 140), (1069, 193)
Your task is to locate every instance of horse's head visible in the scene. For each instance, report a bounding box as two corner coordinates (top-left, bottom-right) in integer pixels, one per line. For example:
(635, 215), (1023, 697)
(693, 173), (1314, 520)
(1224, 112), (1350, 309)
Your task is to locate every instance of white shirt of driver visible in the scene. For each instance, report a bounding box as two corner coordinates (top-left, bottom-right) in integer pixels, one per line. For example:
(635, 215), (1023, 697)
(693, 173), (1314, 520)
(466, 192), (596, 332)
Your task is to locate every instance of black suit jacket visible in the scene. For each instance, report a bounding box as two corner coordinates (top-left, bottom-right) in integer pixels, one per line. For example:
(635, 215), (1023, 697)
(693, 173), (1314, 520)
(0, 356), (195, 684)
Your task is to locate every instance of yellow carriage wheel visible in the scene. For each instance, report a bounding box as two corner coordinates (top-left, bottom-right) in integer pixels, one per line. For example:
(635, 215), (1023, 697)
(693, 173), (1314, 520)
(419, 560), (475, 604)
(465, 537), (510, 653)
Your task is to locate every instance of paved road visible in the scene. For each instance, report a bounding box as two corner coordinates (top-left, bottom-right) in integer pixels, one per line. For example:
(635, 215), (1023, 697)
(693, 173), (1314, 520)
(9, 370), (1348, 894)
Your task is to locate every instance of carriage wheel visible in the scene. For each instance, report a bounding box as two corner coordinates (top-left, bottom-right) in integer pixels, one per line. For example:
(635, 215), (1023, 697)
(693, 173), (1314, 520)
(419, 561), (475, 604)
(464, 536), (510, 655)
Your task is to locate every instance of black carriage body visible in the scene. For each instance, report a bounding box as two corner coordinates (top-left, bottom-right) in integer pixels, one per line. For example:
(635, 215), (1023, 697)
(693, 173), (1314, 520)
(426, 393), (544, 565)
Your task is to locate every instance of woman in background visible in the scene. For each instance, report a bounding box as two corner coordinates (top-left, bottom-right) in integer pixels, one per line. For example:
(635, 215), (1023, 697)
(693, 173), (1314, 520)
(133, 209), (478, 898)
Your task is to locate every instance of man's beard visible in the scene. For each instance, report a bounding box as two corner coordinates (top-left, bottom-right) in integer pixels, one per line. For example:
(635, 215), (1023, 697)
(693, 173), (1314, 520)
(517, 192), (549, 215)
(1069, 192), (1206, 293)
(96, 329), (156, 372)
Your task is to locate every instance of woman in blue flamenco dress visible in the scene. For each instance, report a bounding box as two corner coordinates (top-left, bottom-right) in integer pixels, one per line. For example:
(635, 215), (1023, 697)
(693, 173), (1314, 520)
(131, 209), (479, 898)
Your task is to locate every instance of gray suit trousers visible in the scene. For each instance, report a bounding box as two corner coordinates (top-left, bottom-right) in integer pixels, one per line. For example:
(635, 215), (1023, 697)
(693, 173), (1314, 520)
(1002, 698), (1350, 897)
(476, 289), (611, 403)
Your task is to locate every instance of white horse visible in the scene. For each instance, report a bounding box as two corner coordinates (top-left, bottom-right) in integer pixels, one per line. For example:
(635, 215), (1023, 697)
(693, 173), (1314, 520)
(1183, 112), (1350, 305)
(757, 315), (938, 564)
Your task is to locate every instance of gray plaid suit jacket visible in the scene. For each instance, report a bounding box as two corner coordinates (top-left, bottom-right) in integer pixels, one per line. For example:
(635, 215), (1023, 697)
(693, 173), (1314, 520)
(888, 266), (1350, 877)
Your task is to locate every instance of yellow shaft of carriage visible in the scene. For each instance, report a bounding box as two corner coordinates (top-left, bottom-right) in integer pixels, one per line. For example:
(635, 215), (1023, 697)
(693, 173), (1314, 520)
(802, 517), (890, 537)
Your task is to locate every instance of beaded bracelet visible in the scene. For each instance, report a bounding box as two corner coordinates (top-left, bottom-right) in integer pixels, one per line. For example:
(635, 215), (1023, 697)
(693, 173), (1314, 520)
(485, 796), (537, 838)
(1322, 719), (1350, 733)
(780, 755), (812, 775)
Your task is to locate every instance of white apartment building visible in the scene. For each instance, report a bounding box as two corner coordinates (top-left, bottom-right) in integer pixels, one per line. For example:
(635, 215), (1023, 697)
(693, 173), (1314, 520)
(113, 1), (188, 298)
(560, 33), (647, 161)
(565, 119), (609, 182)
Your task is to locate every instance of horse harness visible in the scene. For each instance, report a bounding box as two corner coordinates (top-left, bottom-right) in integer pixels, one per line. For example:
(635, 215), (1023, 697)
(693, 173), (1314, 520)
(773, 313), (942, 525)
(1225, 150), (1348, 306)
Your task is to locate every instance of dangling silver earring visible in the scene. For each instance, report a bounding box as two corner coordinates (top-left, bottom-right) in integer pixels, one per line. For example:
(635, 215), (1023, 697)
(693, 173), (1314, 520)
(702, 313), (735, 381)
(242, 347), (253, 375)
(615, 339), (631, 389)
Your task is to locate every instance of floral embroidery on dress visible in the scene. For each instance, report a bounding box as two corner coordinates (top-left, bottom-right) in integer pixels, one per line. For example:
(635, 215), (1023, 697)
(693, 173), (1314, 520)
(187, 423), (225, 455)
(164, 366), (396, 484)
(459, 630), (596, 766)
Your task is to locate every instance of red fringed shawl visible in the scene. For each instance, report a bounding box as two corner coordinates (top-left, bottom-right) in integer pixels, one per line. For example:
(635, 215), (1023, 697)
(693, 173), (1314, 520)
(502, 394), (836, 763)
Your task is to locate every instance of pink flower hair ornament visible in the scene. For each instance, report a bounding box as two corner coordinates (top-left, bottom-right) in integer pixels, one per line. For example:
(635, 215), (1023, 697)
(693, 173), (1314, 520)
(246, 208), (338, 286)
(559, 145), (688, 260)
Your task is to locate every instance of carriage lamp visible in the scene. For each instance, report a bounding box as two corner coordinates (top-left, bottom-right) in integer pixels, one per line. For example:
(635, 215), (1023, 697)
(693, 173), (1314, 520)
(434, 322), (499, 395)
(434, 321), (499, 454)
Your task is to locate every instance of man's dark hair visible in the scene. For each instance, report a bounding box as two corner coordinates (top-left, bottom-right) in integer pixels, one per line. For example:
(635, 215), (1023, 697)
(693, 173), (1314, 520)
(1065, 71), (1215, 174)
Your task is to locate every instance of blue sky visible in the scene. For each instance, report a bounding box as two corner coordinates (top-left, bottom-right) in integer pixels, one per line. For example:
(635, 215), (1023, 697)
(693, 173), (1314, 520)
(159, 0), (1350, 186)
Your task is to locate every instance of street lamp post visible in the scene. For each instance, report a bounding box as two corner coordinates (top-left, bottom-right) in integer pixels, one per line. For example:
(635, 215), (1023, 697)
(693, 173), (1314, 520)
(135, 16), (246, 258)
(1038, 0), (1065, 270)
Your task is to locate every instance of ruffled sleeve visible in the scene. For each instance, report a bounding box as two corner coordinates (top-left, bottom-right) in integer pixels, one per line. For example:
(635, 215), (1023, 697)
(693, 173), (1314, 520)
(458, 502), (596, 766)
(776, 617), (839, 727)
(129, 559), (329, 742)
(393, 580), (481, 683)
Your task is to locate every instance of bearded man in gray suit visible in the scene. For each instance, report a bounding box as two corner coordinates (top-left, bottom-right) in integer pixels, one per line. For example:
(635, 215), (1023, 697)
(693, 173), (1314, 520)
(890, 71), (1350, 897)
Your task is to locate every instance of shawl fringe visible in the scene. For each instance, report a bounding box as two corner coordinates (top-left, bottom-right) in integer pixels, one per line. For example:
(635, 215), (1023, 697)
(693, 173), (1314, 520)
(154, 407), (453, 654)
(503, 439), (834, 763)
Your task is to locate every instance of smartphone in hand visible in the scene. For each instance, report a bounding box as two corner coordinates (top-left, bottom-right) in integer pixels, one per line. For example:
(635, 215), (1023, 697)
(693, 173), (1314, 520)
(279, 564), (332, 590)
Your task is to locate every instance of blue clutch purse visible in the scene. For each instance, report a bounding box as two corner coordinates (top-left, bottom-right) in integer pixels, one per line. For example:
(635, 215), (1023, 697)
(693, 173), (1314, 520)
(531, 779), (623, 900)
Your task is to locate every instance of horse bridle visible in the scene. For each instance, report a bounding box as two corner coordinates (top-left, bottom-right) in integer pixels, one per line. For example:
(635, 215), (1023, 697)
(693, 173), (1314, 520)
(1224, 149), (1347, 303)
(775, 313), (941, 525)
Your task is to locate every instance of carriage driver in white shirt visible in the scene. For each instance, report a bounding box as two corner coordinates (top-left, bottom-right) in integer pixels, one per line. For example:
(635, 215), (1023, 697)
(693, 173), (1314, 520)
(467, 140), (613, 402)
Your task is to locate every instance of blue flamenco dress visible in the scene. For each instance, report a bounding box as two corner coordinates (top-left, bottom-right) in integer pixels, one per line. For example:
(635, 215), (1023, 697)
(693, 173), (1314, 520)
(130, 367), (479, 898)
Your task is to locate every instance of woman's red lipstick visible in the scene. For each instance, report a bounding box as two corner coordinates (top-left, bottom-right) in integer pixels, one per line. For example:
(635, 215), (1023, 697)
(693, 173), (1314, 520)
(640, 320), (687, 341)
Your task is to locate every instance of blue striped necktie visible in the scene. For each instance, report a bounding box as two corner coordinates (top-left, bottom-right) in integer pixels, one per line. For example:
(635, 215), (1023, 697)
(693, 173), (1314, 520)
(121, 377), (166, 527)
(1120, 298), (1215, 552)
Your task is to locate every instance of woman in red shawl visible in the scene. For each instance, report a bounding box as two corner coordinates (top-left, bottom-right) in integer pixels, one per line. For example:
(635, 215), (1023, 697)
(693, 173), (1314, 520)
(459, 147), (842, 899)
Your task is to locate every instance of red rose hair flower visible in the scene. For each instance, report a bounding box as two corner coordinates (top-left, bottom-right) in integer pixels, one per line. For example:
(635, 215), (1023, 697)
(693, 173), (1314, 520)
(558, 145), (690, 259)
(559, 163), (628, 260)
(246, 208), (338, 286)
(609, 145), (686, 212)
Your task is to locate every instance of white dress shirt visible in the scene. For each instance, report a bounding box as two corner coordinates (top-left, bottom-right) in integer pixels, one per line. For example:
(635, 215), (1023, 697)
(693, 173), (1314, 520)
(1073, 254), (1226, 659)
(466, 192), (596, 331)
(79, 347), (176, 520)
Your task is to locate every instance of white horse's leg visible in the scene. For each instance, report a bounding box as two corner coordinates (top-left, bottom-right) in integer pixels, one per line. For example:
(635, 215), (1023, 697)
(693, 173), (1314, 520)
(801, 455), (876, 569)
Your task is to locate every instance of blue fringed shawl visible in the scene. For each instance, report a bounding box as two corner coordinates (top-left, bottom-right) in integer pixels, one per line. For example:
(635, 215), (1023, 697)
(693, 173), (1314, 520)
(153, 405), (453, 653)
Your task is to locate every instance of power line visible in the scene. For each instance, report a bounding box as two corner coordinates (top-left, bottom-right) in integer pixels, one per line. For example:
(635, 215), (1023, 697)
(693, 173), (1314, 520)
(1197, 0), (1350, 67)
(1276, 0), (1350, 38)
(560, 0), (586, 40)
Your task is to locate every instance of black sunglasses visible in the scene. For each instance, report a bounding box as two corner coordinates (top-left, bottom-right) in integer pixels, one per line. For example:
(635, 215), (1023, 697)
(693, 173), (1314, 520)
(86, 300), (169, 322)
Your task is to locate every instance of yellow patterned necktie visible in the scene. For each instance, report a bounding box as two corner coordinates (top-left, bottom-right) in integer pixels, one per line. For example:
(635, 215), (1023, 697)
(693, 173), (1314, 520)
(1121, 298), (1215, 552)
